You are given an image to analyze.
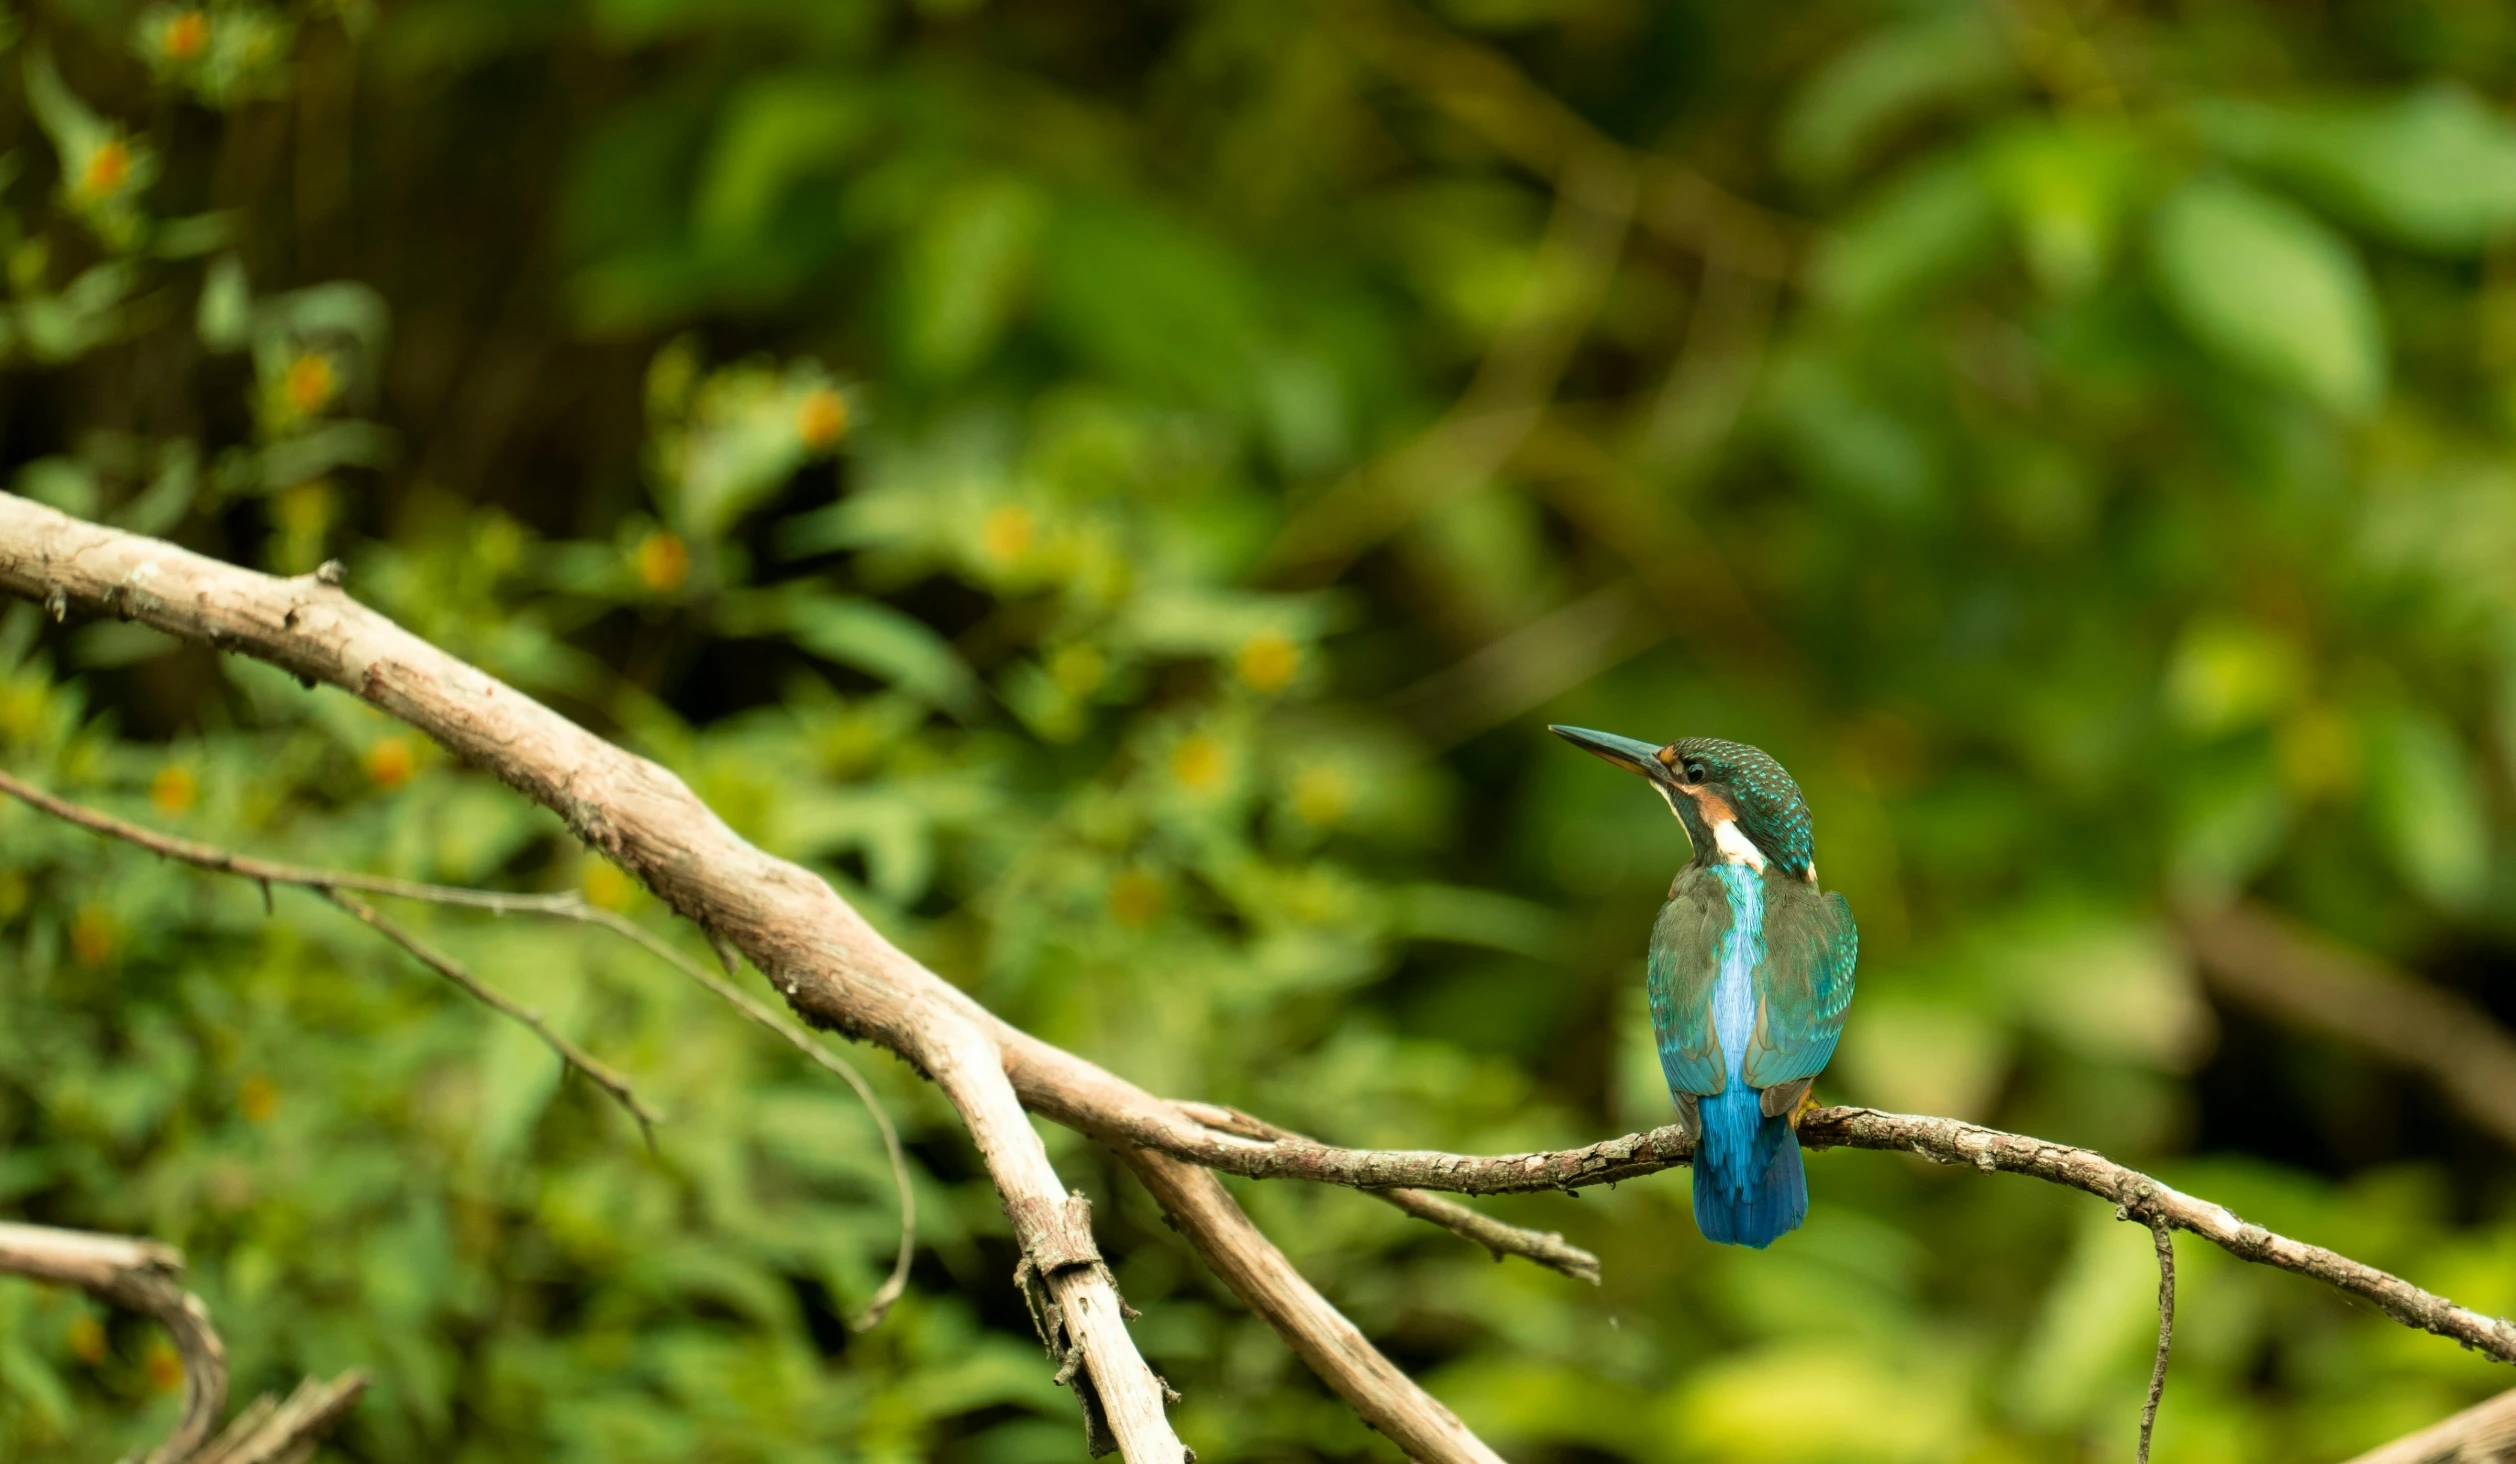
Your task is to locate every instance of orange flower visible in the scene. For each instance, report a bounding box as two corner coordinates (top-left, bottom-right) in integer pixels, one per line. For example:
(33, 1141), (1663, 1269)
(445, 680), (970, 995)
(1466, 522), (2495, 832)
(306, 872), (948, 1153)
(633, 530), (688, 594)
(365, 736), (415, 788)
(144, 1339), (183, 1393)
(150, 765), (198, 815)
(796, 387), (849, 451)
(81, 140), (131, 199)
(164, 11), (210, 60)
(283, 353), (338, 416)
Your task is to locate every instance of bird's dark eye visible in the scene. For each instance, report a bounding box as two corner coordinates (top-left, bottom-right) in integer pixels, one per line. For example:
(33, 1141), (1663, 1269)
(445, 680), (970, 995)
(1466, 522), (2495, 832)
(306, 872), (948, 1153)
(1684, 763), (1706, 785)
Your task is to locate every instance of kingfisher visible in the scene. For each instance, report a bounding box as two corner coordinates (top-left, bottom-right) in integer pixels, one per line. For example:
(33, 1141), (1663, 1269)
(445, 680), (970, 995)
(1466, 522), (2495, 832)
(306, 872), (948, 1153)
(1551, 726), (1858, 1248)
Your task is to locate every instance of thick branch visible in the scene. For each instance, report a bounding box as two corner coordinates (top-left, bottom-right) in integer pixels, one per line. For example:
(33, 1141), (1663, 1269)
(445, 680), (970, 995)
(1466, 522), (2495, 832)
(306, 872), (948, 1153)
(1125, 1150), (1503, 1464)
(0, 494), (1187, 1460)
(2340, 1385), (2516, 1463)
(0, 1220), (365, 1464)
(10, 497), (2513, 1460)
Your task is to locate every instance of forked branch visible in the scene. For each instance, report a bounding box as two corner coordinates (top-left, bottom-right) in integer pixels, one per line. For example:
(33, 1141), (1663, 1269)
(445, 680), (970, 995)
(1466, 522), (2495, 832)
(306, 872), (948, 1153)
(0, 1219), (365, 1464)
(5, 496), (2513, 1464)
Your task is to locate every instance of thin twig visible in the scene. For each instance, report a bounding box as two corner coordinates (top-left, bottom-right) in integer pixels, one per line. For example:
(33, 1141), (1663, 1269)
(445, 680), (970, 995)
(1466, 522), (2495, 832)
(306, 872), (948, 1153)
(0, 768), (917, 1328)
(2140, 1220), (2175, 1464)
(1172, 1101), (1600, 1281)
(0, 766), (586, 915)
(319, 889), (663, 1143)
(18, 497), (2516, 1462)
(1376, 1186), (1600, 1285)
(579, 905), (917, 1328)
(1113, 1102), (2516, 1365)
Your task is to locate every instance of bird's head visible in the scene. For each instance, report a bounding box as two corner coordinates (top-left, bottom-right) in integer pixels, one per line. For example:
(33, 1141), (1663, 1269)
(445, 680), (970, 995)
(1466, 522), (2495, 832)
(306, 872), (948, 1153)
(1549, 725), (1817, 880)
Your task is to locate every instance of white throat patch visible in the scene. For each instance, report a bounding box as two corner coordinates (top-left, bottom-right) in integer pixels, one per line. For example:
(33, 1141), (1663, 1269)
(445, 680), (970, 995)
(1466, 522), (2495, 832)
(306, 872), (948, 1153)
(1711, 816), (1768, 871)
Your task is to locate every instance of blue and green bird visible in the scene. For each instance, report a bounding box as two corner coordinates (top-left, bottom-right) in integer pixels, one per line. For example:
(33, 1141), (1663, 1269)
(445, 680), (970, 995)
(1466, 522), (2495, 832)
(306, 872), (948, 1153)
(1551, 726), (1858, 1248)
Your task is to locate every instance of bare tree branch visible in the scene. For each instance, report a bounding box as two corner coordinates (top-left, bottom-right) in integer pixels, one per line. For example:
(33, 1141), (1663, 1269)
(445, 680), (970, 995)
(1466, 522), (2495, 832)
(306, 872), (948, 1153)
(1173, 1102), (1599, 1282)
(0, 494), (1189, 1462)
(0, 767), (918, 1329)
(2140, 1222), (2175, 1464)
(0, 1220), (364, 1464)
(2339, 1385), (2516, 1463)
(320, 888), (664, 1142)
(10, 497), (2516, 1464)
(191, 1372), (370, 1464)
(1124, 1150), (1504, 1464)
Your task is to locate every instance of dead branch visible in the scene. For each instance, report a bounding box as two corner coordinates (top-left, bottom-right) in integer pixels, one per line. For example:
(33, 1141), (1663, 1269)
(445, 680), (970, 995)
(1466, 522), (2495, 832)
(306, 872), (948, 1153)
(2140, 1222), (2175, 1464)
(0, 1219), (364, 1464)
(0, 493), (1187, 1460)
(8, 497), (2516, 1464)
(0, 767), (916, 1329)
(1125, 1149), (1503, 1464)
(2340, 1385), (2516, 1463)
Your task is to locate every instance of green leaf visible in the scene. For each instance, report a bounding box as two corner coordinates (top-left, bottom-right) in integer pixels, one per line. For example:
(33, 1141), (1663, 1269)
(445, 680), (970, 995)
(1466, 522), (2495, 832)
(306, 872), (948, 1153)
(1982, 118), (2152, 297)
(2150, 175), (2387, 413)
(1778, 10), (2015, 189)
(785, 592), (980, 715)
(2205, 85), (2516, 254)
(197, 255), (252, 351)
(692, 76), (871, 247)
(1810, 151), (2003, 316)
(896, 177), (1043, 381)
(2367, 706), (2491, 912)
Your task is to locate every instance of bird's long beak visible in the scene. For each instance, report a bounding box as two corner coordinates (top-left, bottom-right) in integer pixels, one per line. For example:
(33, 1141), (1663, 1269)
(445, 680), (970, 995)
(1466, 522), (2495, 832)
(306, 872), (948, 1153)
(1548, 725), (1672, 785)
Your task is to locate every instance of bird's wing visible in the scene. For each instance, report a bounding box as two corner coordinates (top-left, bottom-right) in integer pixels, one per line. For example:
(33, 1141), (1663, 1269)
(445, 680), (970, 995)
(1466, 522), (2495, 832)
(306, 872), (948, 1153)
(1741, 883), (1858, 1090)
(1647, 867), (1733, 1096)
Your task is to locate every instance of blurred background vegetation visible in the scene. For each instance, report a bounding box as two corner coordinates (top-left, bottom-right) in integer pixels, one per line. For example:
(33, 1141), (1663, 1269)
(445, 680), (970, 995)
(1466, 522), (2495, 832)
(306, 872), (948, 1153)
(4, 0), (2516, 1459)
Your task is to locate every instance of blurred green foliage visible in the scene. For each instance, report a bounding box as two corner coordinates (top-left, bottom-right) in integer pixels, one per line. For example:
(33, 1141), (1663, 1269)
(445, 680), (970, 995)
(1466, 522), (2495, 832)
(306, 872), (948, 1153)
(4, 0), (2516, 1460)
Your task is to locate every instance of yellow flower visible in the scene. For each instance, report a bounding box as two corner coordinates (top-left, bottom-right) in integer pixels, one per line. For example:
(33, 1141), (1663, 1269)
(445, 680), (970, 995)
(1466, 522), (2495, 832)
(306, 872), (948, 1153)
(1107, 869), (1165, 928)
(68, 1316), (107, 1366)
(796, 387), (849, 451)
(980, 504), (1035, 567)
(150, 766), (198, 815)
(582, 860), (637, 912)
(1235, 631), (1300, 693)
(365, 737), (415, 789)
(1170, 734), (1226, 792)
(237, 1074), (278, 1124)
(164, 11), (210, 60)
(633, 530), (689, 594)
(283, 353), (337, 416)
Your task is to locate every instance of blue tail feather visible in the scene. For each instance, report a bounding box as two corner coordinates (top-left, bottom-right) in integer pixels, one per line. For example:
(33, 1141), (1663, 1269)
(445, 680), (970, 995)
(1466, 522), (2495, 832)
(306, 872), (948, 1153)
(1690, 1083), (1807, 1248)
